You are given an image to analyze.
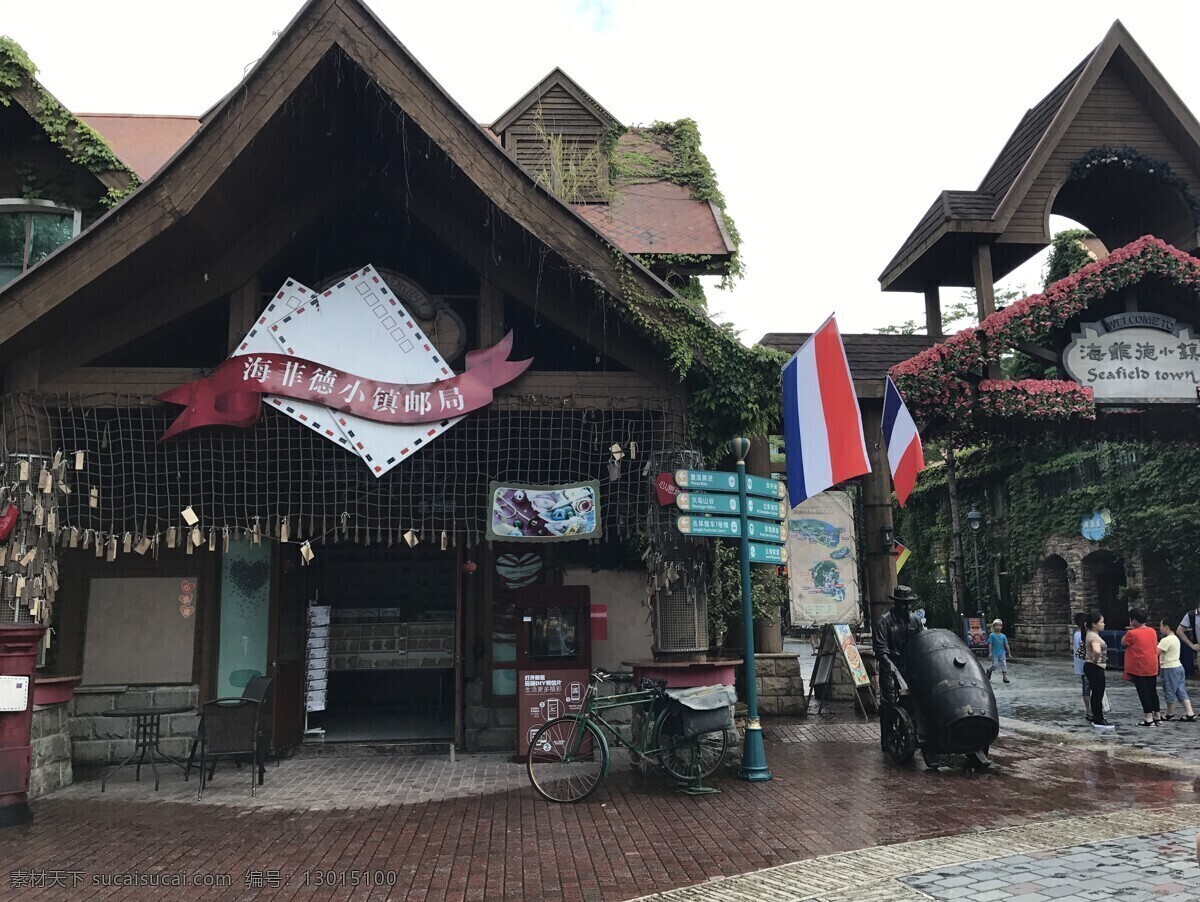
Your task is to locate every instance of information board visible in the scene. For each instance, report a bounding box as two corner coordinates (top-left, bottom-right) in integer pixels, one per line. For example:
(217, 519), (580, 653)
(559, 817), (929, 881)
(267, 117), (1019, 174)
(517, 667), (590, 762)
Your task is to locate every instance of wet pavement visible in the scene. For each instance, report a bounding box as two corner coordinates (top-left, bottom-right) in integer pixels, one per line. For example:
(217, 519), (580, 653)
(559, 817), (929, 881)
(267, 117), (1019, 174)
(7, 718), (1200, 901)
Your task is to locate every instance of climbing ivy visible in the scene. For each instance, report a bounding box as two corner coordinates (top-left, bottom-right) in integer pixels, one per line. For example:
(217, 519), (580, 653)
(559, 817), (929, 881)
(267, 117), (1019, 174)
(0, 36), (137, 208)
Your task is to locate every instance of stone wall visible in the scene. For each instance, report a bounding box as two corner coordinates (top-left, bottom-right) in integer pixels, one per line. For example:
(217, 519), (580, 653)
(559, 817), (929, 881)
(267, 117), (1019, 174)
(738, 654), (807, 715)
(30, 703), (72, 799)
(71, 685), (200, 766)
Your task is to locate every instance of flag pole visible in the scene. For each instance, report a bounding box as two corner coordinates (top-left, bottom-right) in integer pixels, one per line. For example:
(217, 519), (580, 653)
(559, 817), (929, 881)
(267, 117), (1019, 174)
(733, 436), (772, 782)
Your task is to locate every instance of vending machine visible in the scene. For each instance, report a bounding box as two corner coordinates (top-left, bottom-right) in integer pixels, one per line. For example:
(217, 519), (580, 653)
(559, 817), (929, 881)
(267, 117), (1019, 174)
(514, 586), (591, 760)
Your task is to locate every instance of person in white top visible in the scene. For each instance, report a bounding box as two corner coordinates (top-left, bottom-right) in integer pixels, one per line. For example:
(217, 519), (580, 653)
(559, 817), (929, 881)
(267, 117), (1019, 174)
(1159, 618), (1196, 721)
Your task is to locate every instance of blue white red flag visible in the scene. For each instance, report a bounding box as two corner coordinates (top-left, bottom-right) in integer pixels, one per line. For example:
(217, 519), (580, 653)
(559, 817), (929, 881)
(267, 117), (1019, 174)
(882, 375), (925, 507)
(782, 315), (871, 506)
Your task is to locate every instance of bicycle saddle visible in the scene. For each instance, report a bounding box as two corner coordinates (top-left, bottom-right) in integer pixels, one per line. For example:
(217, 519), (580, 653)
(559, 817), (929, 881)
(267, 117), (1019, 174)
(591, 668), (611, 683)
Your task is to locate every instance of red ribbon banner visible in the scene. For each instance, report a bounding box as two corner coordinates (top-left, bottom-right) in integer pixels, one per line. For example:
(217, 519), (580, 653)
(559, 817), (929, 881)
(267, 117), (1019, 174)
(157, 332), (532, 441)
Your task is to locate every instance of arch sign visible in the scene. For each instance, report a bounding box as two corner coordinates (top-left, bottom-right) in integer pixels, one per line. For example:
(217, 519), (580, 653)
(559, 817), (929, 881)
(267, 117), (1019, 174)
(1063, 313), (1200, 403)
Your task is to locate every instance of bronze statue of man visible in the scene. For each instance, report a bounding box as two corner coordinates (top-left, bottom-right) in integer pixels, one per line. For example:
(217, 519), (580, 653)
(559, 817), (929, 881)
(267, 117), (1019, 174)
(872, 585), (925, 703)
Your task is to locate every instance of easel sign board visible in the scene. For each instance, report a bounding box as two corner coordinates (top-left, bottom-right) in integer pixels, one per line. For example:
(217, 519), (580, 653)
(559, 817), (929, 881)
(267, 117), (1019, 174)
(833, 624), (871, 688)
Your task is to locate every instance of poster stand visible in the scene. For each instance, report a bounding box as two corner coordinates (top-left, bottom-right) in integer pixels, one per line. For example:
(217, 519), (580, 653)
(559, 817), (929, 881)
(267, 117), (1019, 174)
(304, 596), (329, 738)
(807, 623), (876, 720)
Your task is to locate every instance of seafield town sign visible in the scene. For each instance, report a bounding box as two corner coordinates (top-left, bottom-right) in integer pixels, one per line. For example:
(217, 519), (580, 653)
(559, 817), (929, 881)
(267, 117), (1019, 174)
(1062, 313), (1200, 404)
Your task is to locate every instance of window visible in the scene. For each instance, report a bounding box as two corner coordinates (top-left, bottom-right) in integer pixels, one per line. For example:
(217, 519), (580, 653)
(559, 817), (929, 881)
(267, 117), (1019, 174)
(0, 199), (81, 288)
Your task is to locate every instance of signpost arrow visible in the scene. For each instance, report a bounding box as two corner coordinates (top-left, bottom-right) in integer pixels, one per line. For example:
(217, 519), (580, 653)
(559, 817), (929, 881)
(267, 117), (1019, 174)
(675, 492), (740, 514)
(747, 542), (787, 565)
(673, 469), (739, 492)
(676, 516), (741, 538)
(745, 497), (786, 521)
(746, 520), (787, 543)
(743, 475), (786, 500)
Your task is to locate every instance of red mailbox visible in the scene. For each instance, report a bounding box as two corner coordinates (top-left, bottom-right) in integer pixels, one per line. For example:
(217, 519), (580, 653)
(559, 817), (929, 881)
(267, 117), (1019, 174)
(0, 625), (45, 827)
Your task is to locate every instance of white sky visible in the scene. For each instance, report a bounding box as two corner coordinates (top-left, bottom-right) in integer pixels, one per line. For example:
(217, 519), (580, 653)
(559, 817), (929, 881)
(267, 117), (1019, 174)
(7, 1), (1200, 344)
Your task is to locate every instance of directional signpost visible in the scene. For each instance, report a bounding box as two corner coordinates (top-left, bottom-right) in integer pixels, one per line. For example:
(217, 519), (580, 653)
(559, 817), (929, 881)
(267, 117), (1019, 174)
(671, 441), (785, 783)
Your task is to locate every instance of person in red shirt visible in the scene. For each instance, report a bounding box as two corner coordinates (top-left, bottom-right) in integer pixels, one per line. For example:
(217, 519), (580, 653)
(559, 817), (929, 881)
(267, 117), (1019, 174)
(1122, 608), (1162, 726)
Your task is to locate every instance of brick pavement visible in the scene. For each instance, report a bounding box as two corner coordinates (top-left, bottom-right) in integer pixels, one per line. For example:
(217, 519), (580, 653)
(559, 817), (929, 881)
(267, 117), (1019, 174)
(6, 723), (1198, 901)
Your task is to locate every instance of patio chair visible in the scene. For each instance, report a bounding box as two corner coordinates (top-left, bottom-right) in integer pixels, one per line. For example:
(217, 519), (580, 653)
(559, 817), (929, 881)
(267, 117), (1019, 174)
(185, 675), (274, 781)
(195, 698), (264, 799)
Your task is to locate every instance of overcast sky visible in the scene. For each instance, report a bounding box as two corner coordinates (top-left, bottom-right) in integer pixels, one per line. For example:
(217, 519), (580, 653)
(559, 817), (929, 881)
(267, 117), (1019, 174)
(7, 1), (1200, 344)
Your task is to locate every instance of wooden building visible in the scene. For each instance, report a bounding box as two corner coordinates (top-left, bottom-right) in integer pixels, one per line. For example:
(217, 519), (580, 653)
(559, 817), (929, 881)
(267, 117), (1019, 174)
(0, 0), (743, 760)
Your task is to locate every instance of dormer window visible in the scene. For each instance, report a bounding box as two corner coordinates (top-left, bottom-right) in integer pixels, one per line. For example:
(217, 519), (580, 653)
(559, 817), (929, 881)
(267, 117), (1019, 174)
(0, 199), (81, 288)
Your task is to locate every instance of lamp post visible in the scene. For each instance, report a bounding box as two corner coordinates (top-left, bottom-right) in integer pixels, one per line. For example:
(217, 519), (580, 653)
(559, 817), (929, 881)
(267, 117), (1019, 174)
(966, 507), (985, 620)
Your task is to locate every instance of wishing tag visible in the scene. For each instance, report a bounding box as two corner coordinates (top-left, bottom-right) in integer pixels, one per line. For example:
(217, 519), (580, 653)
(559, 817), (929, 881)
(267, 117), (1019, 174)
(440, 530), (448, 551)
(207, 528), (216, 551)
(181, 506), (199, 526)
(186, 538), (194, 555)
(15, 576), (25, 597)
(403, 529), (419, 548)
(106, 538), (117, 561)
(191, 526), (203, 547)
(88, 487), (99, 508)
(19, 548), (36, 567)
(56, 481), (71, 495)
(33, 504), (44, 527)
(122, 533), (132, 553)
(135, 535), (151, 555)
(166, 526), (177, 548)
(39, 468), (53, 493)
(75, 450), (85, 470)
(94, 536), (103, 558)
(0, 547), (6, 566)
(280, 519), (290, 544)
(300, 541), (314, 564)
(69, 527), (79, 549)
(223, 528), (230, 553)
(628, 441), (637, 460)
(17, 460), (29, 482)
(51, 451), (62, 471)
(30, 597), (40, 619)
(252, 521), (261, 545)
(46, 510), (56, 534)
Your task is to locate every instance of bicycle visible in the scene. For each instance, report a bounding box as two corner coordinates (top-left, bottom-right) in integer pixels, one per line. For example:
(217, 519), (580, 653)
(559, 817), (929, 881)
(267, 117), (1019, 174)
(526, 669), (732, 803)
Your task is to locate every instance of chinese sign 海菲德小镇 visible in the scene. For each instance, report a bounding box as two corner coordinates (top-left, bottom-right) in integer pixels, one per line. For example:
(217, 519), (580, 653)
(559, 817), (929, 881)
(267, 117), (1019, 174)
(1063, 315), (1200, 403)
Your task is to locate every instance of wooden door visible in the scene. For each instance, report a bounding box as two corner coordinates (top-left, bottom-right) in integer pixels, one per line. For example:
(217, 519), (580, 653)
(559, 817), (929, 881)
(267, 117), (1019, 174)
(268, 546), (306, 753)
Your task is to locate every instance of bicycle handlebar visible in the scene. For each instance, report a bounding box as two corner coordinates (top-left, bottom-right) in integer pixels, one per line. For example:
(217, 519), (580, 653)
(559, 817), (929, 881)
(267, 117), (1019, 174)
(590, 668), (611, 684)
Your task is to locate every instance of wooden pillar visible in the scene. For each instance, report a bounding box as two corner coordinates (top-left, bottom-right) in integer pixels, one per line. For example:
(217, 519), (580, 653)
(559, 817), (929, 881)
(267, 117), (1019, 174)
(4, 350), (48, 455)
(860, 398), (896, 625)
(924, 286), (943, 339)
(227, 276), (262, 354)
(744, 435), (772, 478)
(478, 277), (504, 348)
(970, 244), (996, 321)
(944, 446), (967, 617)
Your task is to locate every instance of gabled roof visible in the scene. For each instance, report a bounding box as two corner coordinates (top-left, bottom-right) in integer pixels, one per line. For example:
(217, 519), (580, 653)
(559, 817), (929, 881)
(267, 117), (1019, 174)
(491, 66), (619, 135)
(880, 20), (1200, 292)
(759, 332), (936, 382)
(0, 0), (707, 362)
(0, 38), (135, 196)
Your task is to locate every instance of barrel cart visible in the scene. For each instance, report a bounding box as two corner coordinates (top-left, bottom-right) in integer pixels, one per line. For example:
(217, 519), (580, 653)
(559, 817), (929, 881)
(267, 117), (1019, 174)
(880, 628), (999, 771)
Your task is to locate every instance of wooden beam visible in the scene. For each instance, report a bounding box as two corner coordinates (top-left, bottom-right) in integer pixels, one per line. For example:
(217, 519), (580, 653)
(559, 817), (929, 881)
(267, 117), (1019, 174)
(478, 277), (504, 348)
(1015, 342), (1059, 365)
(971, 243), (996, 321)
(41, 367), (202, 397)
(228, 276), (263, 354)
(37, 182), (338, 381)
(4, 351), (41, 392)
(924, 286), (943, 339)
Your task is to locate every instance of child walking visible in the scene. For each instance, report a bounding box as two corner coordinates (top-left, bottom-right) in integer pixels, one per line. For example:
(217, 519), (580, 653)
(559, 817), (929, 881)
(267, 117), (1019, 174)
(987, 619), (1010, 683)
(1159, 618), (1197, 721)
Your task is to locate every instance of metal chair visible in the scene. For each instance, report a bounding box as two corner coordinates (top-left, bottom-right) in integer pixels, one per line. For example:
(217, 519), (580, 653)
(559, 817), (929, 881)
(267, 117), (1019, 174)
(185, 675), (274, 781)
(195, 698), (263, 799)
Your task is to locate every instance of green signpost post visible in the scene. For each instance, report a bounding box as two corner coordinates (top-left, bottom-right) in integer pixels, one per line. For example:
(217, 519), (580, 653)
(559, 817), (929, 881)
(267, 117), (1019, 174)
(672, 438), (786, 783)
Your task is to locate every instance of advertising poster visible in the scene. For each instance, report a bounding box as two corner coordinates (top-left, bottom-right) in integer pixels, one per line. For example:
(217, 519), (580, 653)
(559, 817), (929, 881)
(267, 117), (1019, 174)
(517, 668), (590, 762)
(487, 481), (600, 542)
(833, 623), (871, 687)
(786, 490), (861, 625)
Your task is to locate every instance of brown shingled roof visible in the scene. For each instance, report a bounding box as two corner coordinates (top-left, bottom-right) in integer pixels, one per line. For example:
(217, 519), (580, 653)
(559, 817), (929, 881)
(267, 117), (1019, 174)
(574, 181), (734, 256)
(758, 333), (937, 382)
(78, 114), (201, 181)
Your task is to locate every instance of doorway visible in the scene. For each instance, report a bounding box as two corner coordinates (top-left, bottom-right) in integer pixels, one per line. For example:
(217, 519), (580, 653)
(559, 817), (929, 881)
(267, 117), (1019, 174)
(303, 545), (459, 742)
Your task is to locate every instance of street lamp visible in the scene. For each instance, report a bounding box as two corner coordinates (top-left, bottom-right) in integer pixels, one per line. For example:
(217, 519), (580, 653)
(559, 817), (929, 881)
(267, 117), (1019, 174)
(966, 507), (985, 620)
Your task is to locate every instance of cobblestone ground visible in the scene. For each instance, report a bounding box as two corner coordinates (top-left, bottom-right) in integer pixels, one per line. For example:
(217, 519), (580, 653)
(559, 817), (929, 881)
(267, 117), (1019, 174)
(7, 718), (1200, 901)
(993, 656), (1200, 764)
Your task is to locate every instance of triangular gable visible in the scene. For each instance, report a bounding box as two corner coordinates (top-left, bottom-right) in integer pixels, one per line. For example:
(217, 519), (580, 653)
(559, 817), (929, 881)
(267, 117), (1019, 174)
(491, 67), (619, 136)
(880, 21), (1200, 292)
(0, 0), (701, 366)
(0, 38), (135, 199)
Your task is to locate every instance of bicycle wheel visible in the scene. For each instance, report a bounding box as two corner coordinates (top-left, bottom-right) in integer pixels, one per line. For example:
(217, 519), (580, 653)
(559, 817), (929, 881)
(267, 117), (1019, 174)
(652, 707), (730, 782)
(527, 717), (609, 803)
